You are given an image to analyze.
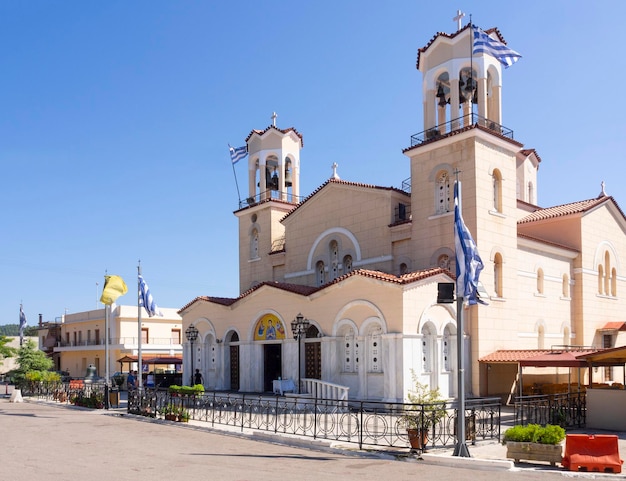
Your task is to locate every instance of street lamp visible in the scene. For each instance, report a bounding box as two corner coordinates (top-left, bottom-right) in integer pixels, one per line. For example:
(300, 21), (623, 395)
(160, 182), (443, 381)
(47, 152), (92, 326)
(185, 324), (199, 386)
(290, 313), (309, 394)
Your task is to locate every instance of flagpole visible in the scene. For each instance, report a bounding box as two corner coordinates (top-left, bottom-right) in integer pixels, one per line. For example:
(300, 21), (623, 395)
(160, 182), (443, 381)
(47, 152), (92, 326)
(137, 261), (143, 390)
(469, 15), (475, 122)
(104, 300), (110, 409)
(453, 179), (470, 457)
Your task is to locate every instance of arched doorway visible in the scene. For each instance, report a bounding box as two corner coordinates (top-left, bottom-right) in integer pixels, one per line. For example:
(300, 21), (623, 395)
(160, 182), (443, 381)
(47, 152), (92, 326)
(253, 314), (287, 392)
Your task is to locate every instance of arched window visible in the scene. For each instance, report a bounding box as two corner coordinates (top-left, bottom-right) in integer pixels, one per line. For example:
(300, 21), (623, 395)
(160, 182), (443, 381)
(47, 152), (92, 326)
(442, 326), (451, 372)
(537, 324), (545, 349)
(438, 254), (450, 270)
(598, 264), (604, 294)
(343, 328), (356, 373)
(611, 268), (617, 297)
(250, 229), (259, 259)
(537, 268), (544, 295)
(563, 326), (570, 346)
(494, 252), (503, 297)
(435, 170), (451, 215)
(342, 255), (353, 275)
(399, 262), (408, 275)
(562, 274), (570, 298)
(367, 327), (382, 373)
(421, 325), (435, 373)
(316, 261), (325, 286)
(492, 169), (502, 212)
(329, 240), (339, 280)
(604, 251), (611, 296)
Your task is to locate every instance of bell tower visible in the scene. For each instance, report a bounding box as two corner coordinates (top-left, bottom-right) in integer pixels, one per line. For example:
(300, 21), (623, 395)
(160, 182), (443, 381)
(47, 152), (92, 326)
(235, 114), (303, 293)
(245, 112), (302, 205)
(418, 22), (506, 137)
(406, 17), (525, 396)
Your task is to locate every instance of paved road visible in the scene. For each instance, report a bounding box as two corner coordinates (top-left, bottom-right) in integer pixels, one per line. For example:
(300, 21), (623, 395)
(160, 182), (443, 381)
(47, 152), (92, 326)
(0, 399), (590, 481)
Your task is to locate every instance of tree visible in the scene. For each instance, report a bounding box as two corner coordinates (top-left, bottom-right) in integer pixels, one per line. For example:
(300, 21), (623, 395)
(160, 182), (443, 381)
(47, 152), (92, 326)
(12, 339), (53, 384)
(0, 335), (17, 362)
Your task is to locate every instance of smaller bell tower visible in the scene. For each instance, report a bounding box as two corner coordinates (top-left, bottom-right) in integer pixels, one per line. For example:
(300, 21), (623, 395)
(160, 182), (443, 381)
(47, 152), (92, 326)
(235, 114), (304, 293)
(245, 112), (302, 205)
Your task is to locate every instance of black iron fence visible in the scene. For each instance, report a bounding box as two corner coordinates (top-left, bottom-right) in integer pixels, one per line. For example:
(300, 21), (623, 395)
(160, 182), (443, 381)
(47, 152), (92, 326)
(513, 391), (586, 428)
(128, 389), (501, 450)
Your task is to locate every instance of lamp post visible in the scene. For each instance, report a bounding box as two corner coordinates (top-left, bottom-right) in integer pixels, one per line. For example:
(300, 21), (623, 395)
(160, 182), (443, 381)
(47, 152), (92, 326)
(185, 324), (199, 386)
(290, 313), (309, 394)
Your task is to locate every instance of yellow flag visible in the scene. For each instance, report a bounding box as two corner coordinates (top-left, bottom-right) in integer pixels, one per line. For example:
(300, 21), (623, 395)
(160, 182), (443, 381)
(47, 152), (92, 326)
(100, 275), (128, 305)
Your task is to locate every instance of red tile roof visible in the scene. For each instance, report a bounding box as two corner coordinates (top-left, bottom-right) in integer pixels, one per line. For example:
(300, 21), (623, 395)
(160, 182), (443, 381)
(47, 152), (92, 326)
(517, 196), (626, 225)
(245, 125), (303, 147)
(416, 24), (508, 70)
(479, 349), (553, 363)
(179, 267), (452, 314)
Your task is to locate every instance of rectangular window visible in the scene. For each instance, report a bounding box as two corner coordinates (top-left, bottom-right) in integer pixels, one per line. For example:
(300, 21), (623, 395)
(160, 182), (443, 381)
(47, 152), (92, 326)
(171, 329), (181, 344)
(141, 328), (149, 344)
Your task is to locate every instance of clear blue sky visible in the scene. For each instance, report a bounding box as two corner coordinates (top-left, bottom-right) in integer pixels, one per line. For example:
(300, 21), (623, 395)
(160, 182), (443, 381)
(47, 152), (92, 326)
(2, 1), (624, 326)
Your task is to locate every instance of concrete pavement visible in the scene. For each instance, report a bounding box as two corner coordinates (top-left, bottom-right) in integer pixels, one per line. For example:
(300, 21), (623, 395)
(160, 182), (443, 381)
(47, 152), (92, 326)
(7, 392), (626, 478)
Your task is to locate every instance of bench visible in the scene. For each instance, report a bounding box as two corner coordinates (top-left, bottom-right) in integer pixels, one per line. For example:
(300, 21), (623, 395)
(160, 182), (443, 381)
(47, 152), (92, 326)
(562, 434), (623, 473)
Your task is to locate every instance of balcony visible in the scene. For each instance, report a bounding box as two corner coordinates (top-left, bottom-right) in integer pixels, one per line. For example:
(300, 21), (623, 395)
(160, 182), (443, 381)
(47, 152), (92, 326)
(410, 114), (513, 147)
(57, 337), (182, 348)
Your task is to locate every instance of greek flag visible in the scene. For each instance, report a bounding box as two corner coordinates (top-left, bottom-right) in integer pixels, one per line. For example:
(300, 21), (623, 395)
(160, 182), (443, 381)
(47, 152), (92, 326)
(19, 305), (27, 344)
(473, 26), (521, 68)
(229, 145), (248, 164)
(139, 275), (163, 317)
(454, 181), (486, 305)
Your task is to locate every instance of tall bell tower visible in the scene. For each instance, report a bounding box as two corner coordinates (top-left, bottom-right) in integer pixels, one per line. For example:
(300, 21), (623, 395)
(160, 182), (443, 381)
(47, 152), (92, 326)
(235, 114), (303, 292)
(405, 16), (527, 396)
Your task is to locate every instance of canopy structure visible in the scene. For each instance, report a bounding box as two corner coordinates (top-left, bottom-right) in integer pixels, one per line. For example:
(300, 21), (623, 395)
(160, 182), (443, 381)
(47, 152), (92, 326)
(116, 354), (183, 371)
(519, 350), (597, 368)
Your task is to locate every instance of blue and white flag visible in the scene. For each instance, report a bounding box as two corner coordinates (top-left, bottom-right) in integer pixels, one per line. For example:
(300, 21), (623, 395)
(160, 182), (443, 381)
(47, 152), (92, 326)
(19, 304), (27, 344)
(454, 181), (486, 305)
(229, 145), (248, 164)
(139, 275), (163, 317)
(473, 26), (521, 68)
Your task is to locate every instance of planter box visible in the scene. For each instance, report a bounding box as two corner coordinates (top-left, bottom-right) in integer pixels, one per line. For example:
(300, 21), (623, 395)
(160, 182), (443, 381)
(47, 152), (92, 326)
(506, 441), (563, 466)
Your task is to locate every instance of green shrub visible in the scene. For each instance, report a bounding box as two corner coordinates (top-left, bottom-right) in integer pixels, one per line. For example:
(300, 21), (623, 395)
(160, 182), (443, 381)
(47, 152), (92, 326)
(503, 424), (565, 445)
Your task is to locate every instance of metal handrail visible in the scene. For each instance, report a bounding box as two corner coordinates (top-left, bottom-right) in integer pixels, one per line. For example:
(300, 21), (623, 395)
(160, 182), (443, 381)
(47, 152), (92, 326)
(410, 114), (514, 147)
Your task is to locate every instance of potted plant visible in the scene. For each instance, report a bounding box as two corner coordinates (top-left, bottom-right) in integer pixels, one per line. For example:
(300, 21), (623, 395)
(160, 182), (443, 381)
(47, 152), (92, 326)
(163, 403), (178, 421)
(503, 424), (566, 466)
(400, 370), (447, 450)
(178, 408), (190, 423)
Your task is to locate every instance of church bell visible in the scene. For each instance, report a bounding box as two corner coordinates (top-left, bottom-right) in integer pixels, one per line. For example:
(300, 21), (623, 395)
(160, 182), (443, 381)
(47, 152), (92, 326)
(285, 166), (292, 187)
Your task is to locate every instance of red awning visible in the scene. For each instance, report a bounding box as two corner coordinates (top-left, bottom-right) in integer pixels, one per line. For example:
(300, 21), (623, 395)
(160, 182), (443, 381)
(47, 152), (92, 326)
(519, 350), (597, 368)
(599, 322), (626, 331)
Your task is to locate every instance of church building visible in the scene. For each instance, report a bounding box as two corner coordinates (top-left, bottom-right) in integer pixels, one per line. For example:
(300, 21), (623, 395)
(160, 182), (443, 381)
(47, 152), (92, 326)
(179, 21), (626, 403)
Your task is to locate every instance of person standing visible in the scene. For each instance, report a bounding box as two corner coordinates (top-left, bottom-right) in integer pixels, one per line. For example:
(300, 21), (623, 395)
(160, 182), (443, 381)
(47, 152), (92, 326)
(126, 371), (136, 390)
(194, 369), (203, 386)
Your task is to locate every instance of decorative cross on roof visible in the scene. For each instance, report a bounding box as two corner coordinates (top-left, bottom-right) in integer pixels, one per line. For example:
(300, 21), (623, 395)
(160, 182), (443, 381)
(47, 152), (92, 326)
(271, 111), (277, 127)
(453, 10), (465, 32)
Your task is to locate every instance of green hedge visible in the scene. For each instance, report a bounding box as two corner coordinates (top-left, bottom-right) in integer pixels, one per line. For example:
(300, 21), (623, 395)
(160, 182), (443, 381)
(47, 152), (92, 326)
(503, 424), (565, 445)
(168, 384), (205, 395)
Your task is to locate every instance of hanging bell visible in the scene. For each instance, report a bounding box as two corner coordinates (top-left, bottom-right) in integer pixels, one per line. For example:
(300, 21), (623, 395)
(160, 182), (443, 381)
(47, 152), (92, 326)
(465, 77), (475, 93)
(271, 170), (279, 191)
(436, 84), (445, 99)
(285, 166), (292, 187)
(459, 93), (466, 104)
